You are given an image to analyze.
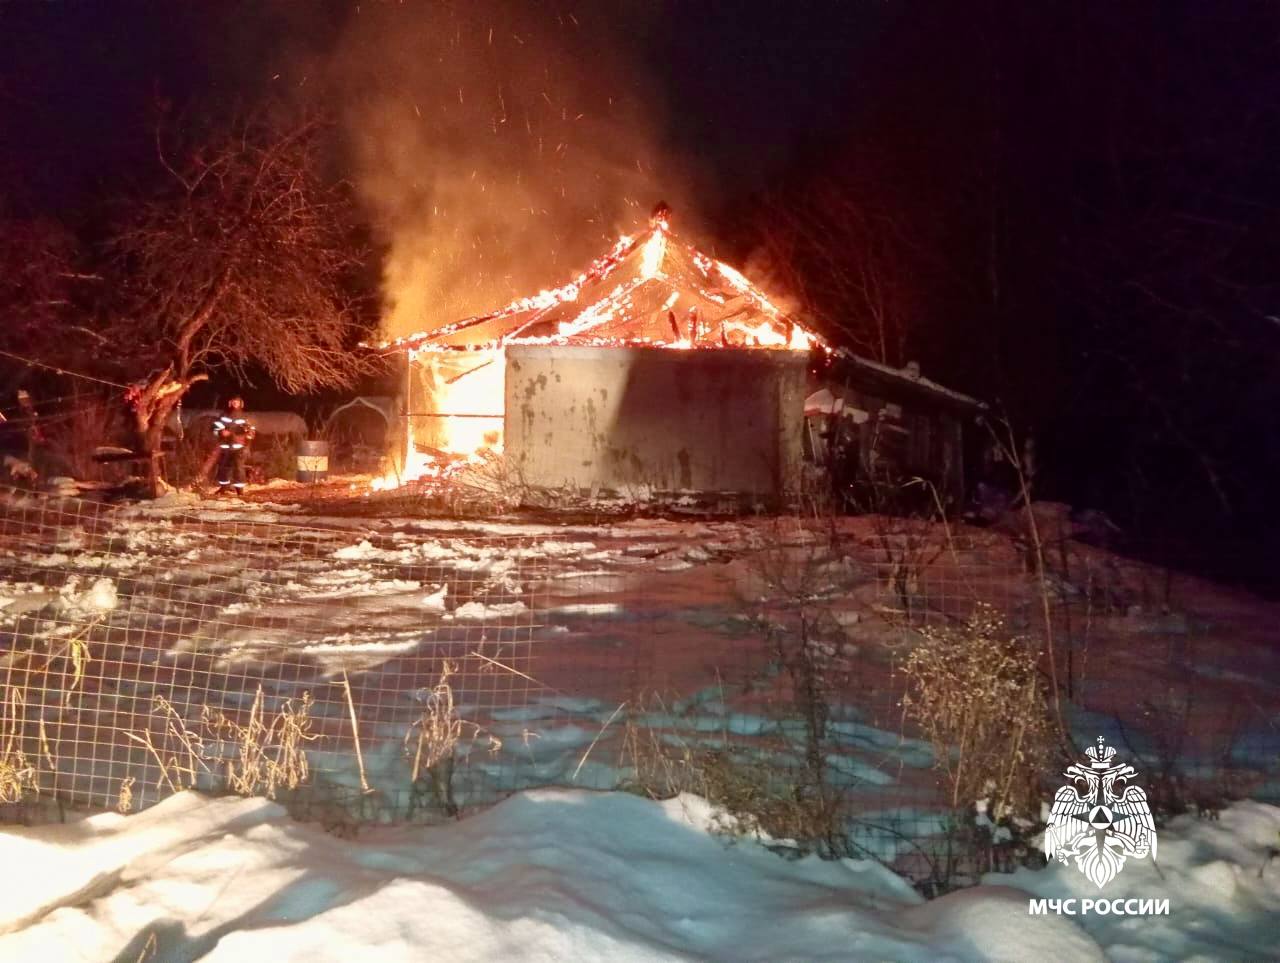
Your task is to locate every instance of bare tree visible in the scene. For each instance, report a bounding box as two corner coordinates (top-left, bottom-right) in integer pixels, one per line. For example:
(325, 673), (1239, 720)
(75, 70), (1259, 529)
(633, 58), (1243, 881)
(0, 214), (95, 369)
(109, 105), (371, 494)
(753, 179), (921, 366)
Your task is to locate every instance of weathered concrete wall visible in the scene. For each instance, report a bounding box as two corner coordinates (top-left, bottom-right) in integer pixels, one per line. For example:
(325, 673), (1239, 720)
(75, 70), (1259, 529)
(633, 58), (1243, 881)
(505, 345), (807, 496)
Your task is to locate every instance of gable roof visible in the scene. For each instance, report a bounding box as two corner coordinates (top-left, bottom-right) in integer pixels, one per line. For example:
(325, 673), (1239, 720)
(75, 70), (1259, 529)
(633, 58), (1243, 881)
(380, 210), (821, 353)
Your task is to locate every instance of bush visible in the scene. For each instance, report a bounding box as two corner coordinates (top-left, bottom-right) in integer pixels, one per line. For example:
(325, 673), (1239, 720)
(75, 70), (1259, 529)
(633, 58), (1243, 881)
(899, 605), (1055, 823)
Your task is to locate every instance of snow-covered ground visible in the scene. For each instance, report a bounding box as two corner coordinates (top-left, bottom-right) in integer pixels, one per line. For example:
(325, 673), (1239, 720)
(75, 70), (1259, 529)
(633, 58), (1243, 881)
(2, 486), (1279, 959)
(0, 788), (1276, 962)
(3, 490), (928, 821)
(1, 488), (1277, 822)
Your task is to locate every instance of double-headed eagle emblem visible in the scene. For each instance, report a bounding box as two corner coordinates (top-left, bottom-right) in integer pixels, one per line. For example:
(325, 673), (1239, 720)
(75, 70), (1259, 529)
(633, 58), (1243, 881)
(1044, 737), (1157, 889)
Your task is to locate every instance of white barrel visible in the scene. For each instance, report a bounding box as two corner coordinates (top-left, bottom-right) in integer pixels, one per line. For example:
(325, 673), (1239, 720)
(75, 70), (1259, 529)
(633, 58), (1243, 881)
(296, 440), (330, 482)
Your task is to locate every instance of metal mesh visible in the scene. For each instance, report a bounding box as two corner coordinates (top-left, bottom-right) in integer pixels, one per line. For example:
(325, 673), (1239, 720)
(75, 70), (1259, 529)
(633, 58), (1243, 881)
(0, 491), (557, 821)
(1, 486), (1276, 889)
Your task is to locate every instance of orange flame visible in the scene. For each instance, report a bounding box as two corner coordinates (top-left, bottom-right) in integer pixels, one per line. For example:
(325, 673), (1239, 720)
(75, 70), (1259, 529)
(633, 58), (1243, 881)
(640, 225), (667, 279)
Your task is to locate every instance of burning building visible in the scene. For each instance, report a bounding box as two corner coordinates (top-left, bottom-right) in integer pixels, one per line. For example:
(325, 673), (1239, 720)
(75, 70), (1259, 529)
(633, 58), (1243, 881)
(380, 205), (820, 500)
(377, 204), (984, 505)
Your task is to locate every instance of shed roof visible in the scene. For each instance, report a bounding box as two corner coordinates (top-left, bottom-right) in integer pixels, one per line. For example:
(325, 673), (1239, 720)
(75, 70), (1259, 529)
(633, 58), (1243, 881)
(831, 350), (987, 412)
(380, 209), (819, 354)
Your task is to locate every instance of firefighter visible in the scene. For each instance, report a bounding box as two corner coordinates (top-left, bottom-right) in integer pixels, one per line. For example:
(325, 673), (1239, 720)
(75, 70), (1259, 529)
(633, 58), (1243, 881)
(212, 397), (256, 495)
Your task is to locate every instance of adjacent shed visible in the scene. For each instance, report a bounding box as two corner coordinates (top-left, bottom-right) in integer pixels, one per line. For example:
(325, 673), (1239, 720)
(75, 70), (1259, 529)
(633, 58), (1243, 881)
(805, 354), (986, 509)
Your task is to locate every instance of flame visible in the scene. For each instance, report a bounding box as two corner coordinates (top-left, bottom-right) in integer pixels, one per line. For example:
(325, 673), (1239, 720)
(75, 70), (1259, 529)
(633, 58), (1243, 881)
(555, 287), (625, 339)
(721, 318), (812, 350)
(378, 220), (823, 356)
(369, 417), (482, 492)
(380, 231), (637, 351)
(364, 215), (826, 492)
(432, 350), (506, 453)
(640, 226), (667, 279)
(714, 260), (787, 320)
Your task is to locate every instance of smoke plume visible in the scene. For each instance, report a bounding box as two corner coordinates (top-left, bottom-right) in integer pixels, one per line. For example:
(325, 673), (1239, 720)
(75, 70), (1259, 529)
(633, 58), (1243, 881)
(329, 2), (694, 339)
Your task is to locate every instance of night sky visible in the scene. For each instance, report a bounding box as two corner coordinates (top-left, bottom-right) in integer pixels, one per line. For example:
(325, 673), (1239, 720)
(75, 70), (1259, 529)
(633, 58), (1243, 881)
(0, 2), (876, 213)
(2, 1), (1278, 590)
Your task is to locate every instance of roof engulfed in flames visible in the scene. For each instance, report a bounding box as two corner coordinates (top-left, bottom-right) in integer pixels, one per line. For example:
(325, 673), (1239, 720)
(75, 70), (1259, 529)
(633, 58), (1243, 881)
(380, 206), (823, 354)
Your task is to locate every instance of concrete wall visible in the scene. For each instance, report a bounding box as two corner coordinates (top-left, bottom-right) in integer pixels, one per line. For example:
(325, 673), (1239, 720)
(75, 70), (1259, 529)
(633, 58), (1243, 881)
(504, 345), (807, 496)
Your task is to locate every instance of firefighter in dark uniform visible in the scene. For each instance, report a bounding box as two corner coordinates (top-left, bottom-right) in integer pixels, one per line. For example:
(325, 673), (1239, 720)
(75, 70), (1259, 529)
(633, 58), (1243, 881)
(212, 397), (256, 495)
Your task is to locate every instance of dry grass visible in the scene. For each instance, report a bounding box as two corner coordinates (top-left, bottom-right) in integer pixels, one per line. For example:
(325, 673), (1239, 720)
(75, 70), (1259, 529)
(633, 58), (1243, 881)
(0, 684), (40, 804)
(0, 605), (104, 808)
(617, 691), (849, 852)
(57, 620), (98, 702)
(899, 605), (1055, 821)
(117, 776), (136, 814)
(403, 660), (504, 818)
(405, 661), (465, 781)
(202, 686), (315, 799)
(404, 661), (503, 778)
(339, 671), (371, 794)
(618, 696), (706, 801)
(125, 695), (214, 795)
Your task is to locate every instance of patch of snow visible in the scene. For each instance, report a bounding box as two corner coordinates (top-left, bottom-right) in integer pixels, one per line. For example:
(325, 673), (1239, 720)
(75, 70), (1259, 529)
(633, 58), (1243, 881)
(332, 539), (380, 560)
(25, 551), (72, 568)
(0, 580), (56, 617)
(448, 599), (527, 619)
(57, 576), (118, 617)
(291, 567), (421, 599)
(623, 542), (677, 558)
(296, 637), (425, 657)
(0, 788), (1135, 962)
(990, 799), (1280, 961)
(550, 602), (622, 616)
(420, 583), (448, 612)
(656, 560), (694, 572)
(448, 600), (528, 621)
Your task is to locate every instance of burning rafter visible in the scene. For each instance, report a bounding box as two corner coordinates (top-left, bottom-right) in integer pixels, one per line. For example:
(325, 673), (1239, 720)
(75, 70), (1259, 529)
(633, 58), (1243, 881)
(377, 206), (824, 355)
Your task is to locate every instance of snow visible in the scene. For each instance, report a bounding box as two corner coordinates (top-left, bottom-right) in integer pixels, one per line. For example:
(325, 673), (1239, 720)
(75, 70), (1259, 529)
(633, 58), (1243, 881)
(0, 788), (1128, 962)
(56, 576), (118, 617)
(2, 494), (1279, 958)
(0, 579), (54, 617)
(991, 800), (1280, 961)
(831, 349), (986, 410)
(420, 583), (448, 612)
(551, 602), (622, 616)
(5, 788), (1271, 961)
(448, 600), (527, 620)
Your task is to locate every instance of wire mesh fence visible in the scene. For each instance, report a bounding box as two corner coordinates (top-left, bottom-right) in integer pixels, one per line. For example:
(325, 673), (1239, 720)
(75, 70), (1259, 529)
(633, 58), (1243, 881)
(0, 490), (559, 823)
(0, 484), (1276, 891)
